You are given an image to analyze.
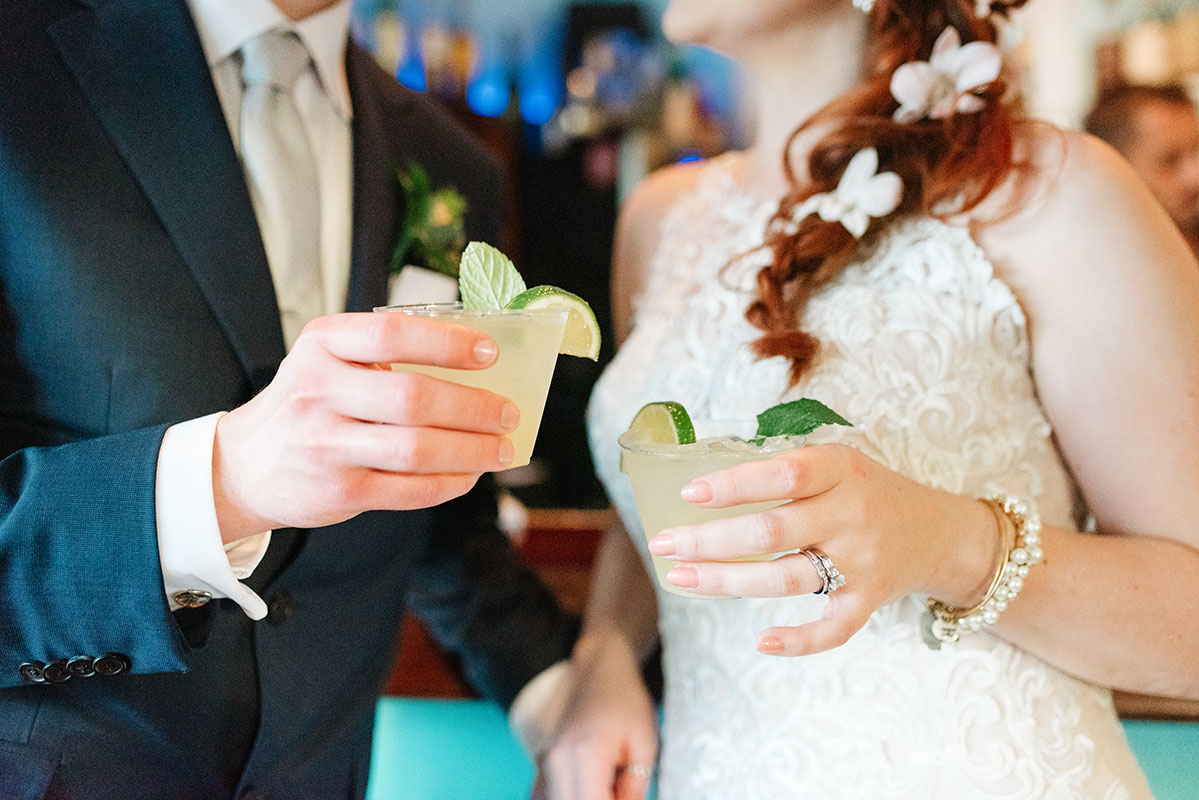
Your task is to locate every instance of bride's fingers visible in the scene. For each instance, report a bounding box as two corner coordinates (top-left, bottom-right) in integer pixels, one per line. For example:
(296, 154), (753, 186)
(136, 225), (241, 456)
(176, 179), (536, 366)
(545, 745), (617, 800)
(665, 552), (827, 597)
(653, 507), (810, 561)
(755, 596), (874, 656)
(614, 729), (658, 800)
(680, 444), (848, 509)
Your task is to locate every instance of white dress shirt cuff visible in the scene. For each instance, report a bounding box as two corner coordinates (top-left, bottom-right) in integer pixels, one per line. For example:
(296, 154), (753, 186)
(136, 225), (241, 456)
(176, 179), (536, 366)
(508, 659), (574, 759)
(156, 412), (270, 620)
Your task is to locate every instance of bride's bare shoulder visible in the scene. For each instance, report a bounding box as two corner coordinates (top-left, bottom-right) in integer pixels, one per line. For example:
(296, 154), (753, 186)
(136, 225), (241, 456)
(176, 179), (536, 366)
(616, 158), (721, 254)
(612, 157), (728, 341)
(974, 121), (1190, 291)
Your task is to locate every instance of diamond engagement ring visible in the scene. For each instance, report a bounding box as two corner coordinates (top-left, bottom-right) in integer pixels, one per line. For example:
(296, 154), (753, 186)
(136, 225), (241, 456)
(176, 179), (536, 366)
(626, 764), (654, 779)
(800, 548), (846, 594)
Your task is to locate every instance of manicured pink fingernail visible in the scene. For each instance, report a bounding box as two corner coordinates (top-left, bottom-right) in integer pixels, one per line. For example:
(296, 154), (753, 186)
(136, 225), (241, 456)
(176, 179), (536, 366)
(473, 338), (498, 365)
(648, 534), (675, 556)
(667, 565), (698, 588)
(498, 438), (514, 466)
(500, 402), (520, 432)
(681, 481), (712, 503)
(757, 636), (784, 654)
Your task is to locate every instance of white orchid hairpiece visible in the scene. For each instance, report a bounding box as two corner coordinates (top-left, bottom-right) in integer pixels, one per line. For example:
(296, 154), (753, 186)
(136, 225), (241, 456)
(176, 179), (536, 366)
(890, 27), (1002, 124)
(784, 147), (903, 239)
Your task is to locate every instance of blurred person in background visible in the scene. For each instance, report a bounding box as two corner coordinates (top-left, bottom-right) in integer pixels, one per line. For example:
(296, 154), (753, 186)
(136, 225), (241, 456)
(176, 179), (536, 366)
(1086, 84), (1199, 257)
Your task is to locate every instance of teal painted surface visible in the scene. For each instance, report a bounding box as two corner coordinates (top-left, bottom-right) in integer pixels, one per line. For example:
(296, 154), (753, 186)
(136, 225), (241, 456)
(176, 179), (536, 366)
(1123, 720), (1199, 800)
(369, 699), (534, 800)
(370, 698), (1199, 800)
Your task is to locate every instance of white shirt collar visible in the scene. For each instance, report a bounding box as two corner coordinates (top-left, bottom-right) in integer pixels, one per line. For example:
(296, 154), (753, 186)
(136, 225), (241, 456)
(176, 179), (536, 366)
(186, 0), (353, 119)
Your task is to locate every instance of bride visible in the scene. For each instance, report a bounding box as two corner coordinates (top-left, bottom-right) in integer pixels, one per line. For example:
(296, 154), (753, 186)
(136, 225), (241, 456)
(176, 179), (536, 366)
(528, 0), (1199, 798)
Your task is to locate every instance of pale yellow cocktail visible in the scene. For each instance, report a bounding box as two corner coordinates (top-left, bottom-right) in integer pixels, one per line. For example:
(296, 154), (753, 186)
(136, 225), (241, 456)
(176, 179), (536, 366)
(377, 303), (568, 468)
(619, 422), (802, 597)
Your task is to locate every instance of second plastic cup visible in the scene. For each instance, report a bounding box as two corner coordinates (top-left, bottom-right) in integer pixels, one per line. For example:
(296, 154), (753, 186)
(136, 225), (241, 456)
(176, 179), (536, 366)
(619, 420), (802, 597)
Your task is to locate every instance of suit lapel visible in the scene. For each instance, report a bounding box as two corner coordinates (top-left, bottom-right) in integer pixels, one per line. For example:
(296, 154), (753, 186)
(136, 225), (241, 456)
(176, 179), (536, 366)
(49, 0), (286, 392)
(344, 44), (407, 313)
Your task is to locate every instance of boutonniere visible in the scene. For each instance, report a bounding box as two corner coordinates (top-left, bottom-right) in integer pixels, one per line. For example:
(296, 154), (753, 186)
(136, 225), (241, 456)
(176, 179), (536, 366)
(389, 162), (468, 279)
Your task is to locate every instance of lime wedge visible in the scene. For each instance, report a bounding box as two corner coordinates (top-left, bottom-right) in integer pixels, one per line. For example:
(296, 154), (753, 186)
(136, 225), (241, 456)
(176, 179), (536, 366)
(505, 285), (601, 361)
(624, 401), (697, 446)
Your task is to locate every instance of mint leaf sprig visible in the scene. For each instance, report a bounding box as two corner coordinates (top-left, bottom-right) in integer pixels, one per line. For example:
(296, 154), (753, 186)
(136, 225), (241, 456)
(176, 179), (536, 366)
(458, 241), (527, 310)
(754, 399), (852, 441)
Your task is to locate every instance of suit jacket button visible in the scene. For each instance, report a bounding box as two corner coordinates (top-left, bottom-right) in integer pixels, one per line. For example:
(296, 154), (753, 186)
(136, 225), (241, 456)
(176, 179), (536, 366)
(173, 589), (213, 609)
(42, 659), (71, 684)
(266, 591), (295, 625)
(18, 661), (46, 684)
(94, 653), (131, 677)
(66, 655), (96, 678)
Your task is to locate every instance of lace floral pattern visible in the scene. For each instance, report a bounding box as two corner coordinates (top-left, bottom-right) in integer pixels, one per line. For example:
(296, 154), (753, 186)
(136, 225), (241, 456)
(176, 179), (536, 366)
(587, 157), (1151, 799)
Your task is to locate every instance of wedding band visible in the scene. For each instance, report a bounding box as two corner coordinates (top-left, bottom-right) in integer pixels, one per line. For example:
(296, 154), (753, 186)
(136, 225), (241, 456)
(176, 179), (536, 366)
(812, 549), (846, 592)
(626, 763), (654, 779)
(800, 548), (846, 594)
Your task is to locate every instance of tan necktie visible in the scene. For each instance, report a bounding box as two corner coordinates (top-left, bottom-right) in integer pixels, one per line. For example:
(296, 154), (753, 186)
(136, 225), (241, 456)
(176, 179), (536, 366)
(239, 29), (323, 350)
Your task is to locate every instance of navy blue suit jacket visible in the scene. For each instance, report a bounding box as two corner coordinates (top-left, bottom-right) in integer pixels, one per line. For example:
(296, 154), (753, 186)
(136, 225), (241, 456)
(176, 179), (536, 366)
(0, 1), (576, 797)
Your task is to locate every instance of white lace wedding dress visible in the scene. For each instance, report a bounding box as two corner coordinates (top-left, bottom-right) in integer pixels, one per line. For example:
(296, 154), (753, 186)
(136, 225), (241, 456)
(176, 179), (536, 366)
(586, 156), (1153, 799)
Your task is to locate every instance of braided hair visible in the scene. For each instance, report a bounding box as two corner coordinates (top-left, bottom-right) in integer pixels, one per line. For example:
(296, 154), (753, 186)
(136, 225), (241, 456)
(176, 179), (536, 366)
(747, 0), (1029, 385)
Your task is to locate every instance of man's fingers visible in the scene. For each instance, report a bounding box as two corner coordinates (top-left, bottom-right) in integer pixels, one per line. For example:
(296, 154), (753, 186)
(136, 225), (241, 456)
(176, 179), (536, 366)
(339, 423), (514, 474)
(304, 312), (499, 370)
(354, 471), (482, 512)
(681, 444), (847, 509)
(328, 364), (519, 434)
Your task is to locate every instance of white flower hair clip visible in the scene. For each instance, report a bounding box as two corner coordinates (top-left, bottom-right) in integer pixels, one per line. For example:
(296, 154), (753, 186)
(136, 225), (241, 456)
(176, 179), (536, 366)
(890, 27), (1002, 124)
(784, 148), (903, 239)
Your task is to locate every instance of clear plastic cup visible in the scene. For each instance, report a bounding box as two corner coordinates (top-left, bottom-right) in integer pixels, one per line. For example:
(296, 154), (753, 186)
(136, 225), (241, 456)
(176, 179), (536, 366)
(619, 420), (802, 597)
(375, 302), (568, 469)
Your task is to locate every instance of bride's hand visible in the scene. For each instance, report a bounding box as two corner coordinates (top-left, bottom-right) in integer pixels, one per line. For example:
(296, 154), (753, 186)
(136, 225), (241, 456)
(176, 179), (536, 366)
(536, 632), (658, 800)
(646, 443), (997, 656)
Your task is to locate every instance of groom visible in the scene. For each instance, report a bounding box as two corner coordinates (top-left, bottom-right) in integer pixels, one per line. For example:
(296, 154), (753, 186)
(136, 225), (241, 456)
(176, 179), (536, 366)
(0, 0), (576, 797)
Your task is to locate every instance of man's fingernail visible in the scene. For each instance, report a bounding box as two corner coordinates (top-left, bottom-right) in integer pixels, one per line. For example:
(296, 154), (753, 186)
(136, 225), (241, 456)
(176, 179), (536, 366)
(666, 565), (698, 588)
(500, 402), (520, 432)
(647, 534), (674, 556)
(681, 481), (712, 503)
(757, 636), (784, 655)
(498, 438), (514, 466)
(473, 338), (498, 364)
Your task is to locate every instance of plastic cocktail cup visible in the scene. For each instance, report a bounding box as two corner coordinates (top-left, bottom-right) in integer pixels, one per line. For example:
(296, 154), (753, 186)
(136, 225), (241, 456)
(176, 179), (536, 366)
(374, 302), (568, 469)
(619, 420), (803, 597)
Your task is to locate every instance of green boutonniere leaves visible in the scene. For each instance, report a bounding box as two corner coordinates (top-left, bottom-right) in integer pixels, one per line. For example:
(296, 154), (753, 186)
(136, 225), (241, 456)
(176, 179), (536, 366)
(390, 162), (468, 279)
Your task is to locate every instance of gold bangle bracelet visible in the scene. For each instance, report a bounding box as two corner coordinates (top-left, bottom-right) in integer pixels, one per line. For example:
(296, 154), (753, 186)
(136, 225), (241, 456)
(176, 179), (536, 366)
(921, 494), (1043, 650)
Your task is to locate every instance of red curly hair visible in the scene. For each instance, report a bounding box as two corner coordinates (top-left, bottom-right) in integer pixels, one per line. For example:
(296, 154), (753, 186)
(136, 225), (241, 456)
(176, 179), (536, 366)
(747, 0), (1029, 385)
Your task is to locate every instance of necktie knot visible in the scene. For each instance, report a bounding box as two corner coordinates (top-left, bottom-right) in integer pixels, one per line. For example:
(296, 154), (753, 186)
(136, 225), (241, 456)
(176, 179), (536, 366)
(241, 29), (312, 93)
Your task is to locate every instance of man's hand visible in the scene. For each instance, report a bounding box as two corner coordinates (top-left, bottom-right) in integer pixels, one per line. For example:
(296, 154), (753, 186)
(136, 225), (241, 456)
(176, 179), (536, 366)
(212, 311), (519, 543)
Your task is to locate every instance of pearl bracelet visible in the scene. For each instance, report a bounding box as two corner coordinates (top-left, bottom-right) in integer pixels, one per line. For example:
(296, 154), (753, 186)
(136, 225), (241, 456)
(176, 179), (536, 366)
(921, 494), (1043, 650)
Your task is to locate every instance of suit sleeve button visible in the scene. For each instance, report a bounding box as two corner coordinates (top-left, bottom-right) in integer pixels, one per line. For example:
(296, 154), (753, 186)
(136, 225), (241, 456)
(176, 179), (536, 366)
(94, 653), (131, 677)
(67, 655), (96, 678)
(42, 660), (71, 684)
(18, 661), (46, 684)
